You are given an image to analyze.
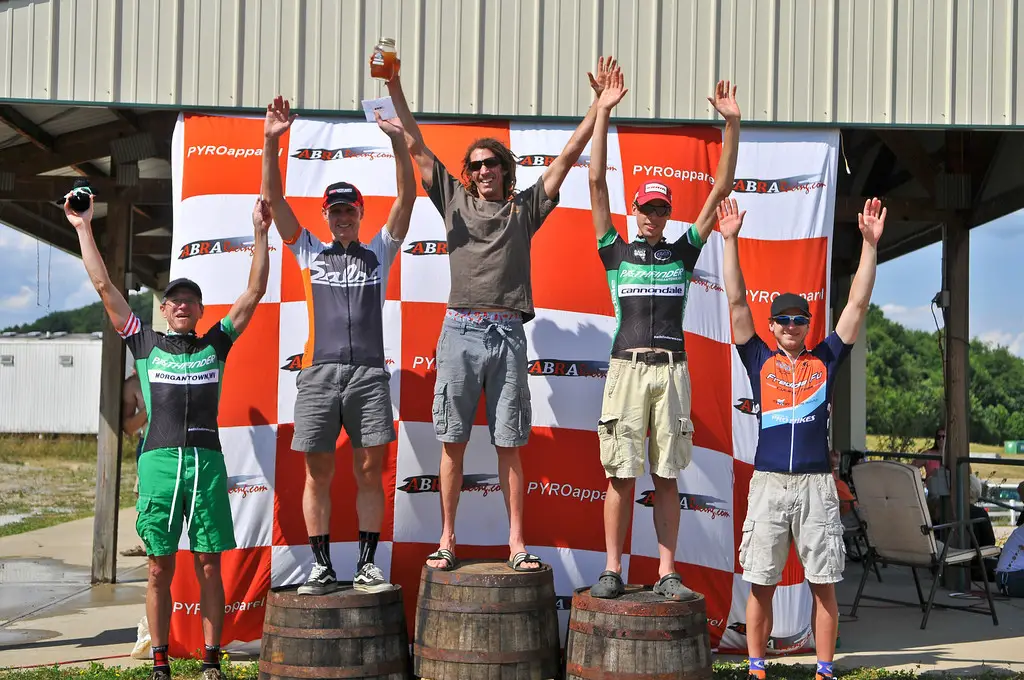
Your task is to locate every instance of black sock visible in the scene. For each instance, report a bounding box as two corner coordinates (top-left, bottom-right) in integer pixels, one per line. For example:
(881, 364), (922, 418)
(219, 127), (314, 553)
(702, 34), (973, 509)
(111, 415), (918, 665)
(202, 645), (220, 670)
(310, 534), (332, 569)
(358, 531), (380, 570)
(153, 645), (170, 673)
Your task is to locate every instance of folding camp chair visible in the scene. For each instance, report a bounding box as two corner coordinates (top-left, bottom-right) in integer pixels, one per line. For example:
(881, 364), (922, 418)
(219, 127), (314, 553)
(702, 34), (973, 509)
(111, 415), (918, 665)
(848, 460), (1000, 629)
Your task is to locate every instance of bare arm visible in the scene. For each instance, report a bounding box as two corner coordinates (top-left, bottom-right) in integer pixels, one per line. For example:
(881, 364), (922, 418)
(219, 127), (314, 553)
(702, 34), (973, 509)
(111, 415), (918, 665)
(589, 62), (627, 240)
(122, 387), (148, 434)
(836, 198), (885, 344)
(376, 112), (416, 241)
(719, 198), (755, 345)
(64, 196), (133, 333)
(694, 81), (741, 242)
(543, 103), (598, 200)
(387, 75), (437, 191)
(227, 198), (272, 336)
(263, 96), (301, 243)
(121, 382), (147, 434)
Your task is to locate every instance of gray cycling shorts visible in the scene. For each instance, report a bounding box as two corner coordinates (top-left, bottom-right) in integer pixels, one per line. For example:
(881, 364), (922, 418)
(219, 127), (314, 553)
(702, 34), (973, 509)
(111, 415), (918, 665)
(432, 315), (532, 448)
(291, 362), (396, 452)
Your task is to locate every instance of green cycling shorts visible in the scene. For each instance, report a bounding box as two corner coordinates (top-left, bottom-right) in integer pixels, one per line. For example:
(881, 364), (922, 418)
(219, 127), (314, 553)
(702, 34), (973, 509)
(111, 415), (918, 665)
(135, 446), (236, 557)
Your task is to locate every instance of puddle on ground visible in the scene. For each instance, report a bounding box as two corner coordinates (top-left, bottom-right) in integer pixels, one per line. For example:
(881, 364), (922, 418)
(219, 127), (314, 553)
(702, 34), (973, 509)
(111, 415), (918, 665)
(0, 558), (146, 624)
(0, 627), (58, 647)
(0, 514), (31, 528)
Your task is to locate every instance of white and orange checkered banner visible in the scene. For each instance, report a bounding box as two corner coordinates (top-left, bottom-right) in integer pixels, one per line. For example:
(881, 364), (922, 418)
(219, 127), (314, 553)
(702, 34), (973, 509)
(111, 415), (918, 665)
(166, 112), (840, 658)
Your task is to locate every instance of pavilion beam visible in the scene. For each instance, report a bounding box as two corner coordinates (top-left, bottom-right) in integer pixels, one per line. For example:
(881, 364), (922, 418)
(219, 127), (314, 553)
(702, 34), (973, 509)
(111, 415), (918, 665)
(0, 112), (175, 177)
(834, 196), (951, 223)
(91, 196), (130, 584)
(0, 176), (171, 204)
(0, 105), (109, 178)
(941, 130), (971, 591)
(875, 130), (938, 199)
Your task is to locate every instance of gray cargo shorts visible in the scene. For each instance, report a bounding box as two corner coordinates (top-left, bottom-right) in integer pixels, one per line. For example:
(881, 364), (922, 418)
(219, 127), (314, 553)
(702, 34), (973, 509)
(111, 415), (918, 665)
(291, 362), (396, 452)
(432, 314), (532, 448)
(738, 470), (846, 586)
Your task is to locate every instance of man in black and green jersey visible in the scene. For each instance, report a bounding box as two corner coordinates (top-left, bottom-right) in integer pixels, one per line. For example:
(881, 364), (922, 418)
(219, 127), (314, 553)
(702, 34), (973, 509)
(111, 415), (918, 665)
(64, 191), (271, 680)
(585, 67), (742, 601)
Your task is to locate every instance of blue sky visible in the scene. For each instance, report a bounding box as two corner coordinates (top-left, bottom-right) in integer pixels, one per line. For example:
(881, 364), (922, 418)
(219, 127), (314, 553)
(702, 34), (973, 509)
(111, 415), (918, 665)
(1, 210), (1022, 356)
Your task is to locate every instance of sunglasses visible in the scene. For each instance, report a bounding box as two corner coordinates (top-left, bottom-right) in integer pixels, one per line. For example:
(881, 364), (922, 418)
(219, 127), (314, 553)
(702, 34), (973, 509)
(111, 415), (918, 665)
(772, 315), (810, 326)
(468, 157), (502, 172)
(635, 202), (671, 217)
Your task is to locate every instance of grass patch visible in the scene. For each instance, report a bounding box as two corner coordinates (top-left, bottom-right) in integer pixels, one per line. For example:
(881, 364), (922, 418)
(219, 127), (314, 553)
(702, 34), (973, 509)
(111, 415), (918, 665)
(1, 660), (1021, 680)
(0, 434), (139, 538)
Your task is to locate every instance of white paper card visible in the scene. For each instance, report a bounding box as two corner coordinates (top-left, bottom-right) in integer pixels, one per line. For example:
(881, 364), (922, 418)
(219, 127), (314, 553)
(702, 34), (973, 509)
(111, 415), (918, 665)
(361, 96), (397, 123)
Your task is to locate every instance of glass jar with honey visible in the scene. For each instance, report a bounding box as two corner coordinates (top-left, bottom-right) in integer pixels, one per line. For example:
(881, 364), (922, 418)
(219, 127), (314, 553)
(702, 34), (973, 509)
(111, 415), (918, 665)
(370, 37), (399, 81)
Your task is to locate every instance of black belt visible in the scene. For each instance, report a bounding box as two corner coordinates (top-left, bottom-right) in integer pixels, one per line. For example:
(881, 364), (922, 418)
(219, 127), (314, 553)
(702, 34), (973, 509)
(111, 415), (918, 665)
(611, 350), (686, 364)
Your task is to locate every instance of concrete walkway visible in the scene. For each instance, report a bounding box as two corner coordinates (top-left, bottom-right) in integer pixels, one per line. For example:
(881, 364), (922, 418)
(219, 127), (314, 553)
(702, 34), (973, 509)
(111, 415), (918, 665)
(2, 515), (1024, 674)
(0, 508), (150, 670)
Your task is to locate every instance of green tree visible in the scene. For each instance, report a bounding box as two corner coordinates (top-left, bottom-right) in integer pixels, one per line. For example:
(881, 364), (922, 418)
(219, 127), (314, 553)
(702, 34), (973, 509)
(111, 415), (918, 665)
(866, 302), (1024, 447)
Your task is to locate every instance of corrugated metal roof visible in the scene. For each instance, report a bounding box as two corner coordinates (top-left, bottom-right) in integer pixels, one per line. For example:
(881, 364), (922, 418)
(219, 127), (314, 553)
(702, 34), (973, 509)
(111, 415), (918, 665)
(0, 0), (1021, 127)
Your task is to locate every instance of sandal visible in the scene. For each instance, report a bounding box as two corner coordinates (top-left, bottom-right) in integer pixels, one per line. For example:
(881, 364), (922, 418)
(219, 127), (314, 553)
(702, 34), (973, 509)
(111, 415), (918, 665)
(425, 548), (456, 571)
(653, 572), (697, 601)
(590, 570), (625, 599)
(507, 552), (543, 572)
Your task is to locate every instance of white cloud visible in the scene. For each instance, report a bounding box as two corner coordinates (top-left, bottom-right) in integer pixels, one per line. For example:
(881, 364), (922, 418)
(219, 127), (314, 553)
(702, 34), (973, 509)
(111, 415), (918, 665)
(62, 277), (100, 310)
(0, 286), (36, 310)
(979, 330), (1024, 358)
(879, 303), (941, 332)
(0, 227), (38, 252)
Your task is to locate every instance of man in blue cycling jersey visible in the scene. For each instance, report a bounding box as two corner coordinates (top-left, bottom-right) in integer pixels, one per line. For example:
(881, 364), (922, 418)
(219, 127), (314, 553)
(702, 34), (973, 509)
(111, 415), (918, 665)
(720, 196), (886, 680)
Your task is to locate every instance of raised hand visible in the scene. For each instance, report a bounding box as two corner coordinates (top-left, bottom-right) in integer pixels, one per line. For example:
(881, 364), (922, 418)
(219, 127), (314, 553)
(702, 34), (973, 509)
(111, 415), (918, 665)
(596, 63), (628, 111)
(858, 197), (886, 246)
(716, 197), (746, 239)
(63, 193), (94, 230)
(265, 95), (296, 139)
(708, 80), (740, 121)
(374, 110), (405, 139)
(252, 197), (272, 233)
(588, 56), (617, 97)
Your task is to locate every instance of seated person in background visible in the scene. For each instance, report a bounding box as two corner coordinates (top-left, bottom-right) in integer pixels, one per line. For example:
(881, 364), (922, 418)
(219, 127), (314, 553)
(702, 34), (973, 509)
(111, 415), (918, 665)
(996, 522), (1024, 596)
(911, 428), (945, 480)
(1017, 481), (1024, 527)
(829, 450), (859, 531)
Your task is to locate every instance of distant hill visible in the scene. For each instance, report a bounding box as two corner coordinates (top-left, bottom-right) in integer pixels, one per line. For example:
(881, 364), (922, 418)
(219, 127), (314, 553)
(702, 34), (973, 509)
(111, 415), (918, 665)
(2, 291), (154, 334)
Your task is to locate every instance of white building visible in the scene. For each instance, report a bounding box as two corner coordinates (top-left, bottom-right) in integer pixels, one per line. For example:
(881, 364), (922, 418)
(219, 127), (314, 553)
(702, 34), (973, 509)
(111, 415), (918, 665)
(0, 332), (134, 434)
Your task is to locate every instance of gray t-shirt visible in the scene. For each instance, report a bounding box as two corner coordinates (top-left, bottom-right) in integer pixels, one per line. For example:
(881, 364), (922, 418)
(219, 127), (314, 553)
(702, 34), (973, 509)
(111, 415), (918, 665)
(426, 157), (559, 322)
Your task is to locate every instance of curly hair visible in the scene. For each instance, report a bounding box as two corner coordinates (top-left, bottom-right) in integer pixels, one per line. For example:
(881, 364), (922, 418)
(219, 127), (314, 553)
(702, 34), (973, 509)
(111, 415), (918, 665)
(461, 138), (517, 199)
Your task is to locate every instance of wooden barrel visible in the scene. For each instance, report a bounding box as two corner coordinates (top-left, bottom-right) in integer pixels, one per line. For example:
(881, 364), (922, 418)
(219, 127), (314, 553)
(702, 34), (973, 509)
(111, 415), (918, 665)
(258, 584), (411, 679)
(565, 584), (712, 680)
(413, 560), (560, 680)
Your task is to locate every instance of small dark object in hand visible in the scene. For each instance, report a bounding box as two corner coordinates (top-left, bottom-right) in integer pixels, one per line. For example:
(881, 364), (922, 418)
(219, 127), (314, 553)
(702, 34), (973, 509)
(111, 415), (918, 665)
(66, 179), (94, 213)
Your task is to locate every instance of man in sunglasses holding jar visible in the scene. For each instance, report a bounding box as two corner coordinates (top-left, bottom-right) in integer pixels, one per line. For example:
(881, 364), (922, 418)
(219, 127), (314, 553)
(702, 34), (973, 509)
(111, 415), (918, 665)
(718, 196), (886, 680)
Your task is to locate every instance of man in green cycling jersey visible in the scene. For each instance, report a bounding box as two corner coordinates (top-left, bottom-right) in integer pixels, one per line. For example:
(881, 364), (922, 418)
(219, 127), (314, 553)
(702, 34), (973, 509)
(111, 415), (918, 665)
(64, 191), (271, 680)
(586, 64), (741, 601)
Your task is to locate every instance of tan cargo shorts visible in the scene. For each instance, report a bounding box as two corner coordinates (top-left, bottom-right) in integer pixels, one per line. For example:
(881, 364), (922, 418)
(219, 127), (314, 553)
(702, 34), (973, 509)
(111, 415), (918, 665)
(738, 470), (846, 586)
(596, 355), (694, 479)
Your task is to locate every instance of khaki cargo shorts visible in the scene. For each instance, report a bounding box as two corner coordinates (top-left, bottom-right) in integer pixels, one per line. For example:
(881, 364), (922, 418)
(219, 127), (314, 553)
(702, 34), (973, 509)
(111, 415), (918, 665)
(739, 470), (846, 586)
(596, 355), (694, 479)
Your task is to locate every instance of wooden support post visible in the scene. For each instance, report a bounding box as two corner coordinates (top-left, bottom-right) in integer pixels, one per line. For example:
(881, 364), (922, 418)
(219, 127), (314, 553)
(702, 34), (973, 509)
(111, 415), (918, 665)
(91, 197), (131, 584)
(942, 131), (972, 591)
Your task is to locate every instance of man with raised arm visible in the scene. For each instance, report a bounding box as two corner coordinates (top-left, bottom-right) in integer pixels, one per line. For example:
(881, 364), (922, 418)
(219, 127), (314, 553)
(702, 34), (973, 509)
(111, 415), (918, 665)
(585, 68), (742, 601)
(719, 196), (886, 680)
(262, 98), (415, 595)
(385, 58), (611, 573)
(64, 192), (271, 680)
